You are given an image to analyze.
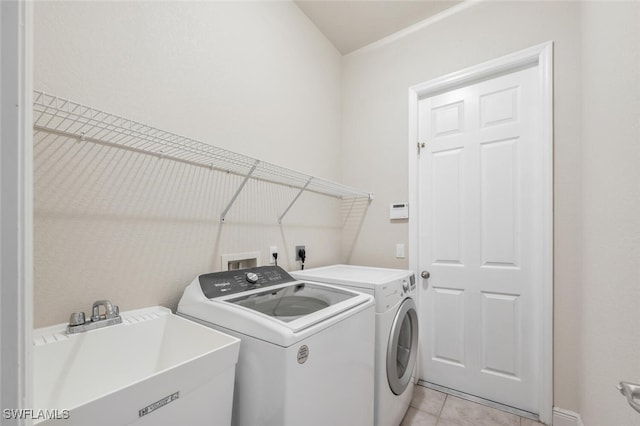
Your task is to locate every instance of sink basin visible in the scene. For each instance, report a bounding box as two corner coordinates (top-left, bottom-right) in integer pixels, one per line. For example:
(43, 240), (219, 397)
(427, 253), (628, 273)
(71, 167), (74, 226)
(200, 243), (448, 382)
(33, 306), (240, 426)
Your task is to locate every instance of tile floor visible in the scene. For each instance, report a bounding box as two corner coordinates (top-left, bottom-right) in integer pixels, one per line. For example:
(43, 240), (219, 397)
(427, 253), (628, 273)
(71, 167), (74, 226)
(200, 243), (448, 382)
(401, 385), (545, 426)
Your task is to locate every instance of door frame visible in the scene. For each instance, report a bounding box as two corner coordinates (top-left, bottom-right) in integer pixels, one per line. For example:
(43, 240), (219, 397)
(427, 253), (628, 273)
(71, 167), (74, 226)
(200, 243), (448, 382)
(1, 1), (34, 424)
(407, 42), (553, 424)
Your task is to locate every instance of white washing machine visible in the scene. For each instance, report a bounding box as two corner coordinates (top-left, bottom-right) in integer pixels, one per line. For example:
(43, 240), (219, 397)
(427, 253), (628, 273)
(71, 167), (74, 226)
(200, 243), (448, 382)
(291, 265), (418, 426)
(177, 266), (375, 426)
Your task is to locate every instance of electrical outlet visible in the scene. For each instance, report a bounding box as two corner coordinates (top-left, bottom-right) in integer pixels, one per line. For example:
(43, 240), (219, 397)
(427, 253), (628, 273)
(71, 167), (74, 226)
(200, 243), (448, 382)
(269, 246), (278, 264)
(295, 245), (306, 261)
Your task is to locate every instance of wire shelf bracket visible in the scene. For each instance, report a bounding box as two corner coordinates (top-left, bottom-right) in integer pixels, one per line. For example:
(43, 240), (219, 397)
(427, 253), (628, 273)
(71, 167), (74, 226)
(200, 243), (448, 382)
(221, 160), (259, 223)
(278, 177), (313, 225)
(32, 91), (373, 223)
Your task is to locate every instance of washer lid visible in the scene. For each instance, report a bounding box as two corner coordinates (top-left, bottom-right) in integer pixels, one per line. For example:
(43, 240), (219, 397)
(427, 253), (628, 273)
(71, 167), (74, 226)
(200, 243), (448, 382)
(178, 277), (374, 347)
(291, 264), (413, 290)
(227, 282), (354, 322)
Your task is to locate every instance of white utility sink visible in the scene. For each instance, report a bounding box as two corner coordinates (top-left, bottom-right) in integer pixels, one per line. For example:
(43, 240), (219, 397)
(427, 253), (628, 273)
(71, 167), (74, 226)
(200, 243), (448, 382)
(33, 306), (240, 426)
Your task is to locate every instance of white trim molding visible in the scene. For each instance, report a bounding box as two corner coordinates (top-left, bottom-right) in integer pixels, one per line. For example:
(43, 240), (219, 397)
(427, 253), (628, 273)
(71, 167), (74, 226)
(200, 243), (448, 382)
(553, 407), (584, 426)
(408, 41), (554, 425)
(347, 0), (484, 57)
(1, 1), (34, 425)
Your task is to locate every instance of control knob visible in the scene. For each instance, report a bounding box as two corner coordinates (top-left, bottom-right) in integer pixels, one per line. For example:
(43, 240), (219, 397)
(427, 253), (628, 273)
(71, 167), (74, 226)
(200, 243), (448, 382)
(402, 280), (409, 292)
(245, 272), (259, 284)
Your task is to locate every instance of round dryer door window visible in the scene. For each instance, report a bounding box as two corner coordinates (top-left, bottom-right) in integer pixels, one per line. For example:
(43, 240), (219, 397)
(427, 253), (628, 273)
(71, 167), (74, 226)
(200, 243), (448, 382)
(387, 298), (419, 395)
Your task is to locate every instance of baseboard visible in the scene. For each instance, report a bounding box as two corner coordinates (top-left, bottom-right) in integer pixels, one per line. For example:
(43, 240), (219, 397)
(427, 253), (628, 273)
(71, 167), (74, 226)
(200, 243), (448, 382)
(553, 407), (583, 426)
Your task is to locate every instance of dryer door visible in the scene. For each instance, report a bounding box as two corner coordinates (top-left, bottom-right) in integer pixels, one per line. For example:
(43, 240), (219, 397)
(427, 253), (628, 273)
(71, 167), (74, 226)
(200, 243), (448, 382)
(387, 298), (419, 395)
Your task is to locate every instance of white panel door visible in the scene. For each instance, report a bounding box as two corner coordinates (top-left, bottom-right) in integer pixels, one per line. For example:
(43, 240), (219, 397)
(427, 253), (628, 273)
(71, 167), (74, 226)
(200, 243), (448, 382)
(418, 66), (541, 413)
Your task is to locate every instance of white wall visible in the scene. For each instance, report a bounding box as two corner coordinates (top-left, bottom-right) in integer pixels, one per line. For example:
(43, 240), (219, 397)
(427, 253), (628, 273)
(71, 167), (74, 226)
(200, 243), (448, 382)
(580, 2), (640, 424)
(33, 1), (347, 327)
(341, 1), (582, 412)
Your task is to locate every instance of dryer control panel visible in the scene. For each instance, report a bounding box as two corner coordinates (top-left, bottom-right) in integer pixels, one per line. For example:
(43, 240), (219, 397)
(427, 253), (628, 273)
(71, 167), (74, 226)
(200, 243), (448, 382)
(377, 273), (416, 313)
(199, 266), (295, 298)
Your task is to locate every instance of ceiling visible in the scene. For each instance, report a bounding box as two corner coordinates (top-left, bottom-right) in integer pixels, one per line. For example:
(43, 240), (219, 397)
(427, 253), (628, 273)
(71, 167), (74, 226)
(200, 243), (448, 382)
(294, 0), (462, 55)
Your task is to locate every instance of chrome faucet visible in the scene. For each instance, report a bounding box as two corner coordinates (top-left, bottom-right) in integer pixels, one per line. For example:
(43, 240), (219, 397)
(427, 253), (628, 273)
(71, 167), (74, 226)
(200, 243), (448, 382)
(67, 299), (122, 334)
(91, 300), (119, 321)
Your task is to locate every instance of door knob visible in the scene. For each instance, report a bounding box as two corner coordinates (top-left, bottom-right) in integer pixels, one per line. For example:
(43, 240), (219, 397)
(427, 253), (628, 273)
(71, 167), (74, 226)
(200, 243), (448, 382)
(421, 271), (430, 279)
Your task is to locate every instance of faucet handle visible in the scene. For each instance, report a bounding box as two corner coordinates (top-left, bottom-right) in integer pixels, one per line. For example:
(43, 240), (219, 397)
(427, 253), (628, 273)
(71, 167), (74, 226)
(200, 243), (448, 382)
(68, 312), (86, 326)
(91, 299), (119, 321)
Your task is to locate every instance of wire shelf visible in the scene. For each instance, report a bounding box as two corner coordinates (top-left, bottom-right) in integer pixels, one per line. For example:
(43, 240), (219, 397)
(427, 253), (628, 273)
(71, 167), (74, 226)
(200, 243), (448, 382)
(33, 91), (373, 222)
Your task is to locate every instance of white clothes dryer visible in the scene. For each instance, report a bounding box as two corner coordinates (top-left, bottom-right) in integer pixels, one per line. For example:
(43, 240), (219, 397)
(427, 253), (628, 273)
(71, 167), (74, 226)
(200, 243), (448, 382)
(291, 265), (418, 426)
(177, 266), (375, 426)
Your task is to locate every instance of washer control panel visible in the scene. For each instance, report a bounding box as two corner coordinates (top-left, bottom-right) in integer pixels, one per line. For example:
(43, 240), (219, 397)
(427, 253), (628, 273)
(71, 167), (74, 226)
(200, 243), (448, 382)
(199, 266), (295, 298)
